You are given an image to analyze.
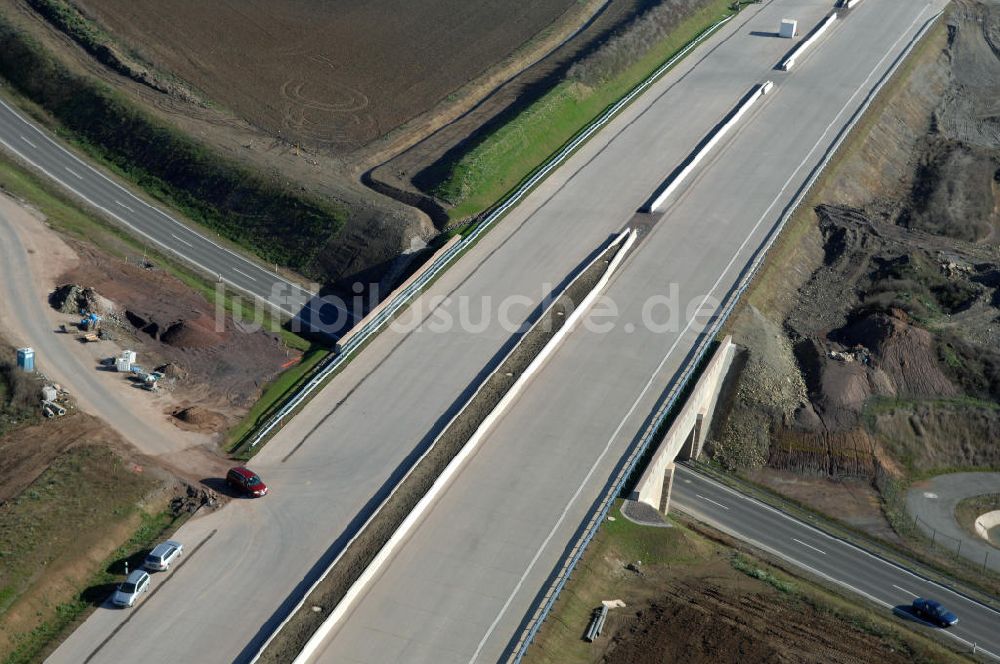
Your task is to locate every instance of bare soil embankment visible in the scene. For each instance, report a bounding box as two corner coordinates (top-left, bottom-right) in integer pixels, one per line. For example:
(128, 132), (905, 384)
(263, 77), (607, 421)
(710, 1), (1000, 544)
(525, 510), (962, 664)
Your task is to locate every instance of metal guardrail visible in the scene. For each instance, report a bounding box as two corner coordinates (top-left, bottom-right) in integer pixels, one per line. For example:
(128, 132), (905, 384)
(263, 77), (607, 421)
(244, 13), (736, 452)
(507, 10), (943, 662)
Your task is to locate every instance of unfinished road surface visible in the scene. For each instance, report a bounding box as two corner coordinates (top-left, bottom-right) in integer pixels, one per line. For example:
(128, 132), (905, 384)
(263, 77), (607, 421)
(46, 1), (952, 663)
(310, 2), (959, 662)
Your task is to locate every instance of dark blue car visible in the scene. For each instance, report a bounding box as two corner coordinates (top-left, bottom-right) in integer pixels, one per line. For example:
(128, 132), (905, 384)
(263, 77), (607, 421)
(912, 598), (959, 627)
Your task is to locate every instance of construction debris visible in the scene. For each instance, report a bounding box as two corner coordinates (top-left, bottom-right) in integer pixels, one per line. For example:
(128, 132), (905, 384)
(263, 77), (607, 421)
(41, 401), (66, 418)
(39, 383), (69, 418)
(170, 484), (219, 515)
(585, 605), (609, 642)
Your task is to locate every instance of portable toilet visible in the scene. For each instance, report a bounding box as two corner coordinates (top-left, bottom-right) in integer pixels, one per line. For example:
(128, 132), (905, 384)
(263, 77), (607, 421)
(16, 347), (35, 372)
(779, 19), (797, 38)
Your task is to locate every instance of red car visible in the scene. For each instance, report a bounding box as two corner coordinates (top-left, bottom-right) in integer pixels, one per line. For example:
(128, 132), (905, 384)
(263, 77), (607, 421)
(226, 466), (268, 497)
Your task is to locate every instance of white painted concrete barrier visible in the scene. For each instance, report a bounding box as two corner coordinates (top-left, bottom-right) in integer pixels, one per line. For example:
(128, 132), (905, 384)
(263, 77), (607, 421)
(841, 0), (863, 9)
(780, 13), (838, 72)
(975, 510), (1000, 540)
(632, 336), (736, 512)
(649, 82), (773, 213)
(287, 229), (637, 664)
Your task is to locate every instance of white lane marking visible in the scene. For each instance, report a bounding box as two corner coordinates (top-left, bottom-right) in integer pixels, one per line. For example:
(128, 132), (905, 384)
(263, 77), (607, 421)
(0, 132), (302, 318)
(0, 98), (317, 302)
(893, 584), (918, 598)
(696, 494), (729, 510)
(115, 200), (134, 212)
(171, 233), (194, 248)
(64, 166), (83, 179)
(19, 135), (35, 148)
(232, 267), (258, 283)
(469, 10), (942, 661)
(679, 462), (1000, 619)
(793, 538), (826, 555)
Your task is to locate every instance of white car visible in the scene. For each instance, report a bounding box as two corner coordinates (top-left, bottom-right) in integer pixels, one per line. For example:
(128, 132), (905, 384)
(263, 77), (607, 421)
(112, 570), (150, 607)
(144, 540), (183, 571)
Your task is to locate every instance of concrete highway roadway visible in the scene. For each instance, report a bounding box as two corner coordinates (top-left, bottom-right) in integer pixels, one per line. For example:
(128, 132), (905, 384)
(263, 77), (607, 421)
(43, 0), (965, 663)
(673, 465), (1000, 659)
(312, 1), (969, 663)
(0, 99), (318, 318)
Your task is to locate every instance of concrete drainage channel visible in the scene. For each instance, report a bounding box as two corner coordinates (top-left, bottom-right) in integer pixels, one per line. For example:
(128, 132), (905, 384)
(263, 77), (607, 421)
(251, 229), (636, 663)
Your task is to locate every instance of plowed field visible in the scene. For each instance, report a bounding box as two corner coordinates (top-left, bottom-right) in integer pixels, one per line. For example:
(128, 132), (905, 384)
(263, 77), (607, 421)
(74, 0), (579, 148)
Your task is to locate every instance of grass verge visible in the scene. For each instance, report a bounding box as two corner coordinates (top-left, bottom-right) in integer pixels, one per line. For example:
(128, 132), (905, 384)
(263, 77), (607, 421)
(430, 0), (735, 221)
(0, 445), (178, 664)
(227, 346), (330, 455)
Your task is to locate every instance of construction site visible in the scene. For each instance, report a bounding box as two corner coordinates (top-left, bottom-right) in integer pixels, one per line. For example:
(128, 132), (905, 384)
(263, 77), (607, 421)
(0, 167), (293, 659)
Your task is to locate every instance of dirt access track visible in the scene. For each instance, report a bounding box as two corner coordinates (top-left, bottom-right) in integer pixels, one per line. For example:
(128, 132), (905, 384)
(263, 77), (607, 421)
(73, 0), (582, 150)
(0, 188), (286, 481)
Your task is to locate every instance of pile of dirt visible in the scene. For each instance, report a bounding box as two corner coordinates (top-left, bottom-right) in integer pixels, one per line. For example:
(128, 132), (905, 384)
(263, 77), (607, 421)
(169, 484), (219, 515)
(159, 315), (226, 349)
(154, 363), (188, 380)
(48, 283), (117, 316)
(170, 405), (227, 432)
(833, 309), (958, 395)
(714, 307), (806, 469)
(55, 239), (292, 411)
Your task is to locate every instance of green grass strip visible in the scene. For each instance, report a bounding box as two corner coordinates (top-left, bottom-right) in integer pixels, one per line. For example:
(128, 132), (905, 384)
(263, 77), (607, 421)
(433, 0), (735, 221)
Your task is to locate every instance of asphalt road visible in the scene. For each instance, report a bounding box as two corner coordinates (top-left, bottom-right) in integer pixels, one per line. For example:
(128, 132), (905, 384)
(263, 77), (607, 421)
(310, 1), (970, 663)
(44, 0), (963, 663)
(908, 473), (1000, 574)
(0, 98), (318, 319)
(673, 464), (1000, 659)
